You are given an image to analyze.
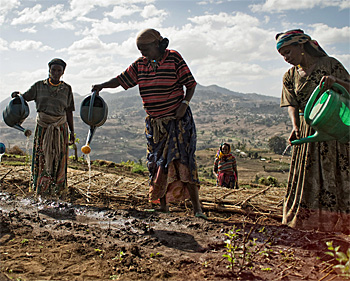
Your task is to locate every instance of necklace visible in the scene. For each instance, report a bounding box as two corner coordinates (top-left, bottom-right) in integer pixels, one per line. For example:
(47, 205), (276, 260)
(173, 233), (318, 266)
(49, 78), (61, 86)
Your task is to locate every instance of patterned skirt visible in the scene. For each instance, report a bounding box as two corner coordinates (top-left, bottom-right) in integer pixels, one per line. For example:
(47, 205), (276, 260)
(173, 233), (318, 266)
(283, 117), (350, 233)
(31, 122), (69, 198)
(145, 107), (199, 203)
(217, 171), (236, 189)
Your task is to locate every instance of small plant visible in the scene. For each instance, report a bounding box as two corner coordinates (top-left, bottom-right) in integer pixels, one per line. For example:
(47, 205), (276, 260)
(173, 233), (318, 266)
(113, 251), (125, 261)
(20, 239), (29, 244)
(325, 241), (350, 278)
(222, 225), (241, 271)
(150, 252), (160, 258)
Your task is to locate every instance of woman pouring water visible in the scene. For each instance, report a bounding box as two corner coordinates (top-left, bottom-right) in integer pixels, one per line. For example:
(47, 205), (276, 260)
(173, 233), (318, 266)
(276, 29), (350, 233)
(92, 28), (206, 219)
(11, 58), (75, 199)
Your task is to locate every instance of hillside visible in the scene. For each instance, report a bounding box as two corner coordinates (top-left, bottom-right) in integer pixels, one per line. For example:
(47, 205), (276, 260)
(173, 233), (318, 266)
(0, 84), (290, 164)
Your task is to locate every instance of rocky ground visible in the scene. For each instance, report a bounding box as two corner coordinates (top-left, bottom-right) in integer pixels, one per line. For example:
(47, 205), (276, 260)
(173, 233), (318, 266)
(0, 157), (349, 281)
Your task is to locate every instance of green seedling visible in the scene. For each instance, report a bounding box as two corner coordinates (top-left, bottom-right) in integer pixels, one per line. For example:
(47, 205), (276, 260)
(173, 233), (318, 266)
(325, 241), (350, 278)
(150, 252), (160, 258)
(113, 251), (125, 261)
(222, 225), (241, 271)
(20, 239), (29, 244)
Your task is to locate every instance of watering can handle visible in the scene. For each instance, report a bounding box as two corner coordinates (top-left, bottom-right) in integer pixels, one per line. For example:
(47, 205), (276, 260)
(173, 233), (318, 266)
(88, 91), (97, 122)
(304, 83), (350, 124)
(19, 94), (26, 116)
(331, 82), (350, 99)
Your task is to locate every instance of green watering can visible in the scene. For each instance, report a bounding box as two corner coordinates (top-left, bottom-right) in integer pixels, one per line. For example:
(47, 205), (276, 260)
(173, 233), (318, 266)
(292, 83), (350, 145)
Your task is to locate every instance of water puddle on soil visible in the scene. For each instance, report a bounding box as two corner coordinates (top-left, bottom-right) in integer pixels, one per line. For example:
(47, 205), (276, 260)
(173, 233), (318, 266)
(0, 192), (136, 231)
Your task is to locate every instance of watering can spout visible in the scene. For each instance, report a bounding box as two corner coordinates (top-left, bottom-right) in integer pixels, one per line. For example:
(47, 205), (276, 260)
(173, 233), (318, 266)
(87, 126), (96, 145)
(291, 131), (335, 145)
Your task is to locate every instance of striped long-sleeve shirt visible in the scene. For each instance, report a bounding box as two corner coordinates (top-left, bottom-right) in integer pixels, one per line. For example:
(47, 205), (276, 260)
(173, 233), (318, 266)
(116, 49), (197, 118)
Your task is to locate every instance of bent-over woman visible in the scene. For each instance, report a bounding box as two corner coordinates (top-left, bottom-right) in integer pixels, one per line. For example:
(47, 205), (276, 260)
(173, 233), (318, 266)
(276, 29), (350, 233)
(92, 29), (206, 218)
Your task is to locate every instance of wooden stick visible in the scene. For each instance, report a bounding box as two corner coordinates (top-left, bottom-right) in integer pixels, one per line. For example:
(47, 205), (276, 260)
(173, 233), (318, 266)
(13, 183), (26, 196)
(239, 185), (272, 206)
(0, 168), (12, 182)
(201, 202), (282, 220)
(68, 172), (103, 187)
(126, 179), (148, 195)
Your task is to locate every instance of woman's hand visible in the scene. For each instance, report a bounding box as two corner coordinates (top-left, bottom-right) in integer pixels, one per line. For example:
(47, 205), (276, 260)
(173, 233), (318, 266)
(91, 84), (103, 95)
(319, 75), (337, 91)
(69, 131), (75, 145)
(288, 126), (300, 144)
(11, 91), (20, 98)
(175, 103), (188, 119)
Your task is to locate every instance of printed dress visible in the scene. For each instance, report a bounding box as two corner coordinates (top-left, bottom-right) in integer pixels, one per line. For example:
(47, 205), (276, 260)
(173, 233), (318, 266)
(281, 56), (350, 233)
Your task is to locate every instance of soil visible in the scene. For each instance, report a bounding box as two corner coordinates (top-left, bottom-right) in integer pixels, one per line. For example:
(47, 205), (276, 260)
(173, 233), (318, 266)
(0, 157), (349, 281)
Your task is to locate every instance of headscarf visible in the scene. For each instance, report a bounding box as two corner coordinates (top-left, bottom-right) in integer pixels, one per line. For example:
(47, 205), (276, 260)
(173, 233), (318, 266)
(216, 143), (233, 160)
(276, 29), (327, 56)
(48, 58), (66, 70)
(136, 28), (163, 45)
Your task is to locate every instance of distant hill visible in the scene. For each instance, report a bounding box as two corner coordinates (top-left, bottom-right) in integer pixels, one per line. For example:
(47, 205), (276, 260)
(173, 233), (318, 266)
(0, 84), (289, 163)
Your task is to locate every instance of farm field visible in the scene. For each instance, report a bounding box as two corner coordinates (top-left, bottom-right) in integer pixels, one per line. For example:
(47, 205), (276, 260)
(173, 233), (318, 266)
(0, 155), (348, 281)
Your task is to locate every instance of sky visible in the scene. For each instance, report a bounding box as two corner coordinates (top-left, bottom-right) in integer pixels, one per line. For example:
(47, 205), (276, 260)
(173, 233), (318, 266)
(0, 0), (349, 102)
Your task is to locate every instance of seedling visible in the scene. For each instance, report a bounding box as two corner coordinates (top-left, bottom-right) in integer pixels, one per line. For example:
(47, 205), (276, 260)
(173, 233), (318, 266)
(325, 241), (350, 278)
(222, 225), (241, 271)
(112, 251), (125, 261)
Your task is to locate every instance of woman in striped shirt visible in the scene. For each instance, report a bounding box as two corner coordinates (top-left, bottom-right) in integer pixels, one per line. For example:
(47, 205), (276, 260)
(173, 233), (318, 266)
(213, 143), (239, 189)
(92, 29), (206, 219)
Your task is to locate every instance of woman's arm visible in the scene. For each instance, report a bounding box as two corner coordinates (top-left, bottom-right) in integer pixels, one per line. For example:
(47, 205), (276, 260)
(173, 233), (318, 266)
(66, 110), (75, 144)
(92, 78), (121, 94)
(175, 85), (196, 119)
(287, 105), (300, 144)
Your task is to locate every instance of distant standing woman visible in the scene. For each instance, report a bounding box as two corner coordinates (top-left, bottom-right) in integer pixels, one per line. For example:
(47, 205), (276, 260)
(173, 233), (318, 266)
(92, 29), (206, 218)
(213, 143), (238, 189)
(276, 29), (350, 233)
(12, 58), (75, 199)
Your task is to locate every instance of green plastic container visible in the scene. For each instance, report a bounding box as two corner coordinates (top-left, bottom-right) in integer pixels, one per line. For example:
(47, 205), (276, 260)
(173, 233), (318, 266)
(292, 83), (350, 145)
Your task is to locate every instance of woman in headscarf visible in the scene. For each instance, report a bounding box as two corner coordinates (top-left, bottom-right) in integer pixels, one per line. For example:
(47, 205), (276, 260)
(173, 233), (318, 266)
(213, 143), (238, 189)
(276, 29), (350, 233)
(11, 58), (75, 199)
(92, 28), (206, 218)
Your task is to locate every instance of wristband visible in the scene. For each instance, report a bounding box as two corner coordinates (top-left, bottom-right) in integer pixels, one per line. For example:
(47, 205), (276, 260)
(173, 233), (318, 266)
(182, 100), (190, 106)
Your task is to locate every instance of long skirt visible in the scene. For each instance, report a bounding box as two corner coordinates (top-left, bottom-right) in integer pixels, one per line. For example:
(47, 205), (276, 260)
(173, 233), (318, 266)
(283, 116), (350, 233)
(217, 171), (236, 189)
(31, 122), (69, 198)
(145, 108), (199, 203)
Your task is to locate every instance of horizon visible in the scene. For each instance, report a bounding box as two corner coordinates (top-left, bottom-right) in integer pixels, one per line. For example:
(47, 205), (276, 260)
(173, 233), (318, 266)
(0, 0), (349, 102)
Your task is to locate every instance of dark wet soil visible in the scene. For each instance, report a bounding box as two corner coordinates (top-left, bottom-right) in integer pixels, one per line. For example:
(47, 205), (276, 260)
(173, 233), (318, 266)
(0, 160), (349, 281)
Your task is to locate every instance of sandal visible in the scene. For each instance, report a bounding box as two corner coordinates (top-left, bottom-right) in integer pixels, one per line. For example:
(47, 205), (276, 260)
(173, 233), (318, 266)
(195, 212), (207, 220)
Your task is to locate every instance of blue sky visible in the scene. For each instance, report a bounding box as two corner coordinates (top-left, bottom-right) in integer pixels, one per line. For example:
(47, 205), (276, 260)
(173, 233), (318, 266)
(0, 0), (349, 102)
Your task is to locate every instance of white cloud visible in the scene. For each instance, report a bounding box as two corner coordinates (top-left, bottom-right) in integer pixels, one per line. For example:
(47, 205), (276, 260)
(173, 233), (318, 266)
(11, 4), (66, 25)
(309, 24), (350, 45)
(20, 26), (37, 33)
(0, 0), (20, 24)
(249, 0), (349, 13)
(0, 38), (9, 51)
(9, 40), (53, 51)
(141, 4), (167, 18)
(105, 5), (141, 19)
